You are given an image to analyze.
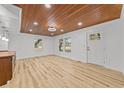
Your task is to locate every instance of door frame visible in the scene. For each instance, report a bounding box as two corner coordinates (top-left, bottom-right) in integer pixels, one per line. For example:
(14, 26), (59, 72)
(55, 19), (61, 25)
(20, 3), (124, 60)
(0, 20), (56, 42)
(86, 31), (106, 66)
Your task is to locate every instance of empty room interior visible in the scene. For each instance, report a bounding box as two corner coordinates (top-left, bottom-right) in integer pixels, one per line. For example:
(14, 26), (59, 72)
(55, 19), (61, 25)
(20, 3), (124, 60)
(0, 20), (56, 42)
(0, 4), (124, 88)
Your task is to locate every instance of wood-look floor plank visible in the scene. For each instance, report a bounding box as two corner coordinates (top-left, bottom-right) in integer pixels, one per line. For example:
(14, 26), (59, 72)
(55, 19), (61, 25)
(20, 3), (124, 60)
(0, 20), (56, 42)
(1, 55), (124, 88)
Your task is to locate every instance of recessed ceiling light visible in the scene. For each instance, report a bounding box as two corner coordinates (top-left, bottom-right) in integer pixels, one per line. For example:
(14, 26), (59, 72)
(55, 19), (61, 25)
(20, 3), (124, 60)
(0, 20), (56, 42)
(45, 4), (51, 8)
(29, 29), (32, 32)
(51, 33), (54, 35)
(78, 22), (82, 26)
(33, 22), (38, 26)
(60, 29), (64, 32)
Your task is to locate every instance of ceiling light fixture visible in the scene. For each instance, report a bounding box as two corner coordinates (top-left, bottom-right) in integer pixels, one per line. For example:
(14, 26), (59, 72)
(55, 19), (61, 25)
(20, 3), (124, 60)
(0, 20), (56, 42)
(33, 22), (38, 26)
(60, 29), (64, 32)
(48, 27), (56, 32)
(78, 22), (82, 26)
(45, 4), (51, 8)
(29, 29), (32, 32)
(51, 33), (54, 36)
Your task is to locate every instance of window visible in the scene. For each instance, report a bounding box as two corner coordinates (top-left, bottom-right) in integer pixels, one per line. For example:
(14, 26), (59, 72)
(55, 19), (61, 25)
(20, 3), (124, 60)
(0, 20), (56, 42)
(90, 33), (101, 40)
(64, 37), (71, 52)
(34, 39), (43, 49)
(59, 38), (71, 52)
(59, 39), (64, 52)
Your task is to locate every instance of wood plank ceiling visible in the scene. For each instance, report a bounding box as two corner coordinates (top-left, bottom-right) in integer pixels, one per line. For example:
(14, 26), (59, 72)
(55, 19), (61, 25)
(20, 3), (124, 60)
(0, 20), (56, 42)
(16, 4), (122, 36)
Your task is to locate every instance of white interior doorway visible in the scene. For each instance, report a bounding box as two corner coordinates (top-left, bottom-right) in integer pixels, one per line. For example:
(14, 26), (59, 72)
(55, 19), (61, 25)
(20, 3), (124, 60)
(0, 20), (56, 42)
(86, 30), (105, 66)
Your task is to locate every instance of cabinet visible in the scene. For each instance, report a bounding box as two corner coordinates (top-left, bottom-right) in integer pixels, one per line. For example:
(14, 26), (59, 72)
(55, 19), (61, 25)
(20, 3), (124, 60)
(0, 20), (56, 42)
(0, 51), (15, 86)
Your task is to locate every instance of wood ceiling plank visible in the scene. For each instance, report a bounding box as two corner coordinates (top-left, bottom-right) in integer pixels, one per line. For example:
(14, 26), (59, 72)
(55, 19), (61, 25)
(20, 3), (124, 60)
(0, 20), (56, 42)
(15, 4), (122, 36)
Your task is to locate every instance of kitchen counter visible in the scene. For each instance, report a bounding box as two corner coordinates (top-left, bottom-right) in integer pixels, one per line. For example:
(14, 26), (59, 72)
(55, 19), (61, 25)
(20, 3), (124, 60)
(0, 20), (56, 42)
(0, 51), (16, 58)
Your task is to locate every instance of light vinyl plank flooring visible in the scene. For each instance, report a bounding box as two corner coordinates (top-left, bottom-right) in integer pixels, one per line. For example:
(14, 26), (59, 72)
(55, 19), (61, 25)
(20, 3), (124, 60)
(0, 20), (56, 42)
(1, 55), (124, 88)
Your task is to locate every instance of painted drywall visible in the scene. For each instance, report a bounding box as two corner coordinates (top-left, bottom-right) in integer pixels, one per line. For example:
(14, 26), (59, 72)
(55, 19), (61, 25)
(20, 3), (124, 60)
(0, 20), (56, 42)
(121, 6), (124, 74)
(1, 4), (21, 19)
(53, 30), (87, 62)
(0, 38), (8, 51)
(0, 18), (9, 51)
(0, 4), (21, 51)
(53, 6), (124, 73)
(9, 33), (54, 59)
(103, 20), (123, 72)
(0, 30), (8, 51)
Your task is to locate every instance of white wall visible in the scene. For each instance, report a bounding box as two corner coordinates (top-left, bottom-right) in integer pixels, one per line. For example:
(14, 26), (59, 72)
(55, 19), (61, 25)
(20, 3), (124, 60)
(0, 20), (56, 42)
(53, 30), (87, 62)
(0, 33), (8, 51)
(0, 4), (21, 51)
(53, 6), (124, 73)
(0, 26), (9, 51)
(9, 33), (54, 59)
(0, 38), (8, 51)
(103, 20), (123, 72)
(120, 5), (124, 74)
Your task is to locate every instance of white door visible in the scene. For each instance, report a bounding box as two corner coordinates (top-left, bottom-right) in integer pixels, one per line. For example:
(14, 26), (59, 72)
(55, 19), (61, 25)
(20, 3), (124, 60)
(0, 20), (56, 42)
(86, 31), (105, 66)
